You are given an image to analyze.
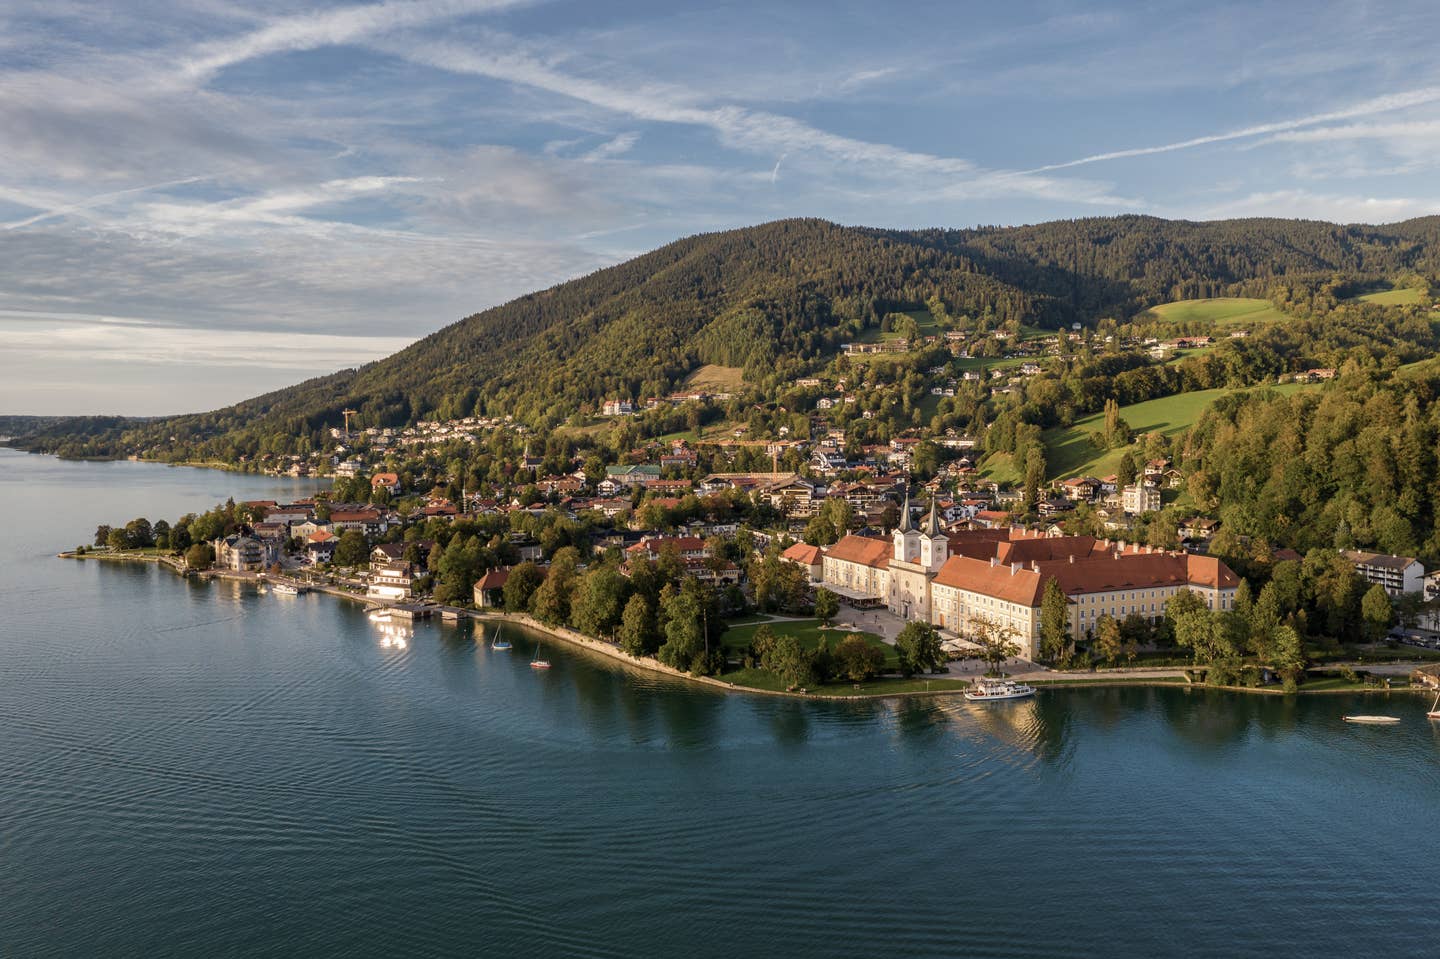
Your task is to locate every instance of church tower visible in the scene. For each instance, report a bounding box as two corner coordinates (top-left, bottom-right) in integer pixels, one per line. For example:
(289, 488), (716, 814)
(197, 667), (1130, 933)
(918, 499), (948, 571)
(893, 493), (920, 563)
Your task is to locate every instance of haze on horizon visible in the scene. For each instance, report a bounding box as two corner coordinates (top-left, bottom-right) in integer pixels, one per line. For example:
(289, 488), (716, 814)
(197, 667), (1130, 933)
(3, 0), (1439, 417)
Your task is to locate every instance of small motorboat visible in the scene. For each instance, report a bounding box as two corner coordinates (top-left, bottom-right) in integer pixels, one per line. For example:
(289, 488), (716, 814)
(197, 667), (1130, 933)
(1343, 715), (1401, 725)
(964, 677), (1035, 701)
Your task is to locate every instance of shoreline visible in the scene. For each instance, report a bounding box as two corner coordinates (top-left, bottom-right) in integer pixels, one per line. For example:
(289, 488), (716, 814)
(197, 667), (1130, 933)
(58, 549), (1437, 701)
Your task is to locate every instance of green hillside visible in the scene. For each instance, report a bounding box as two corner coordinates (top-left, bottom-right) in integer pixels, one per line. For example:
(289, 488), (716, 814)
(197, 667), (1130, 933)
(13, 214), (1440, 462)
(1355, 286), (1427, 306)
(1139, 297), (1288, 328)
(1044, 383), (1318, 479)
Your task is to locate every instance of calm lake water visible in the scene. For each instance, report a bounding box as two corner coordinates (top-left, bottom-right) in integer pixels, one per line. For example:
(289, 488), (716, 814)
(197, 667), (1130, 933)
(2, 447), (1439, 957)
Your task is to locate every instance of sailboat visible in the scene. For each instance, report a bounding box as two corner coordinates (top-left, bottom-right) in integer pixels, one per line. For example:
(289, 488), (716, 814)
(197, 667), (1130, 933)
(1427, 691), (1440, 720)
(490, 626), (512, 651)
(530, 643), (551, 669)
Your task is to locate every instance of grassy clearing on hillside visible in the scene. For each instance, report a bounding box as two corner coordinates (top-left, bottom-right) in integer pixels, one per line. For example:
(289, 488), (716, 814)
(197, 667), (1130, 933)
(1140, 297), (1287, 328)
(855, 310), (938, 345)
(1354, 286), (1427, 306)
(978, 451), (1021, 485)
(684, 364), (746, 391)
(1043, 383), (1319, 479)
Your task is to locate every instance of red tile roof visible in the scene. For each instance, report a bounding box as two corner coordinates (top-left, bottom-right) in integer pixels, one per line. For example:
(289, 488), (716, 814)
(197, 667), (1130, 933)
(824, 534), (892, 570)
(781, 542), (824, 566)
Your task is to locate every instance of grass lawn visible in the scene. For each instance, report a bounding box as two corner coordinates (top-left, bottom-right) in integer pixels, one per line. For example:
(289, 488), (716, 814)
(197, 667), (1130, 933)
(1139, 297), (1288, 328)
(854, 310), (939, 346)
(1043, 383), (1321, 480)
(715, 667), (970, 696)
(719, 618), (897, 668)
(952, 355), (1026, 371)
(977, 451), (1022, 485)
(683, 364), (745, 391)
(1352, 286), (1427, 306)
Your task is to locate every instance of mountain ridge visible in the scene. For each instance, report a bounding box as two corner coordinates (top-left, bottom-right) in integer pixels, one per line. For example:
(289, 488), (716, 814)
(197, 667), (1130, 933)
(11, 214), (1440, 459)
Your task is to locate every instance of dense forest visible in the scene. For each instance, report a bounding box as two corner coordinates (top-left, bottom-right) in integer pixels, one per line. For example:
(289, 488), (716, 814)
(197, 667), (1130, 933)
(10, 214), (1440, 462)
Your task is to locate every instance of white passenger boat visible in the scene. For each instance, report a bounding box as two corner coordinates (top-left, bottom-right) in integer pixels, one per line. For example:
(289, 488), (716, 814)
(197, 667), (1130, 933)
(1343, 715), (1401, 725)
(964, 677), (1036, 701)
(272, 583), (300, 595)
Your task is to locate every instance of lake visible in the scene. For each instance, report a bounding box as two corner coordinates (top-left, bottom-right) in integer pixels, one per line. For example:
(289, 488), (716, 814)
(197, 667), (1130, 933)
(2, 447), (1438, 957)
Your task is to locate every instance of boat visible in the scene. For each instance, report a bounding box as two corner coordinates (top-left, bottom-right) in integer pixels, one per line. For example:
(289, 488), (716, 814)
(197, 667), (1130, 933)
(530, 644), (551, 670)
(272, 582), (301, 595)
(1343, 715), (1402, 725)
(490, 626), (512, 651)
(1427, 691), (1440, 720)
(964, 677), (1035, 701)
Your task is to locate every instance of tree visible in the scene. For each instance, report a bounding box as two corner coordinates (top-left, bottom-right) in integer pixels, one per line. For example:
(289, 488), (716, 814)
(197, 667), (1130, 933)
(1023, 446), (1046, 513)
(529, 550), (578, 626)
(1271, 624), (1307, 693)
(333, 530), (368, 568)
(571, 565), (629, 638)
(1093, 614), (1123, 666)
(618, 593), (655, 657)
(1117, 450), (1139, 487)
(1361, 584), (1394, 643)
(1039, 577), (1069, 662)
(503, 561), (543, 612)
(763, 634), (816, 689)
(835, 633), (884, 682)
(895, 621), (944, 677)
(184, 543), (214, 570)
(970, 615), (1022, 675)
(106, 528), (130, 550)
(94, 524), (112, 547)
(813, 587), (839, 627)
(657, 581), (706, 673)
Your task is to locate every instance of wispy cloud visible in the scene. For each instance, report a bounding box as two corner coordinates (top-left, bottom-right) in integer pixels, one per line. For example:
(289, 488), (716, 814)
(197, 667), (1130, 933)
(1025, 86), (1440, 172)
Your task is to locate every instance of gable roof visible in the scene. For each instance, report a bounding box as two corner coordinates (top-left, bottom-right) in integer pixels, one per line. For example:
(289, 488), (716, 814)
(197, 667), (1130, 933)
(823, 534), (891, 570)
(781, 542), (824, 566)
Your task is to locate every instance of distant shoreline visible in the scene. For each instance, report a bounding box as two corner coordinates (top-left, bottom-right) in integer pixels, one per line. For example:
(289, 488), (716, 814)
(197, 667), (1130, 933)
(58, 549), (1435, 702)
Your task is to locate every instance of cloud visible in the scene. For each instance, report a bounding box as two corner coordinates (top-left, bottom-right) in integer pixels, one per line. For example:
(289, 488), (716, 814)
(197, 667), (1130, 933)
(381, 35), (1131, 205)
(1026, 86), (1440, 173)
(582, 132), (639, 161)
(1194, 189), (1440, 223)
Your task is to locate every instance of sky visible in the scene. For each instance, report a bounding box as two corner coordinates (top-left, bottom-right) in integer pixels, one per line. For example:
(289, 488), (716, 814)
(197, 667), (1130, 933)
(3, 0), (1440, 416)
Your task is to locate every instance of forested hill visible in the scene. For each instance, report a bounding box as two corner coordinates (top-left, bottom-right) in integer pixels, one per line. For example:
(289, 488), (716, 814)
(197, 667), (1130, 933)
(14, 215), (1440, 459)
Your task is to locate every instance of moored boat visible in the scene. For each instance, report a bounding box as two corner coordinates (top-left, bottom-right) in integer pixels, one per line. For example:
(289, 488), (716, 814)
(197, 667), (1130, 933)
(530, 643), (551, 669)
(490, 626), (512, 651)
(1343, 715), (1401, 725)
(964, 677), (1035, 701)
(272, 582), (301, 595)
(1426, 692), (1440, 720)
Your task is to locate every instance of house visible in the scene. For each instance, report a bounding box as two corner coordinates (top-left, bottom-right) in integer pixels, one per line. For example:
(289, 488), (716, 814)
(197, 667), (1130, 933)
(927, 538), (1240, 658)
(305, 530), (337, 563)
(626, 536), (709, 563)
(214, 534), (266, 571)
(367, 561), (414, 602)
(820, 533), (893, 607)
(781, 542), (825, 582)
(473, 568), (510, 608)
(761, 475), (821, 518)
(601, 399), (635, 416)
(1060, 476), (1101, 502)
(329, 508), (387, 536)
(1122, 483), (1161, 515)
(1181, 517), (1220, 541)
(371, 472), (401, 496)
(604, 464), (662, 488)
(1341, 550), (1425, 596)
